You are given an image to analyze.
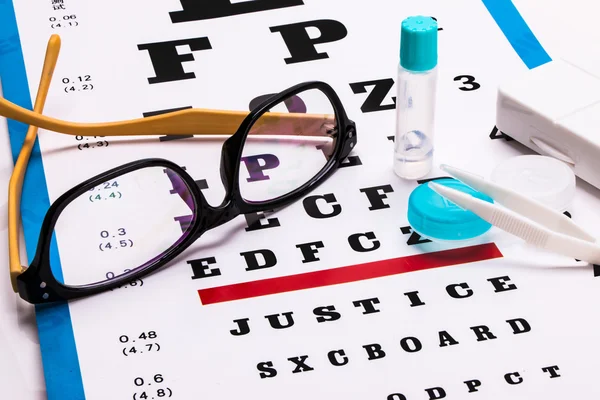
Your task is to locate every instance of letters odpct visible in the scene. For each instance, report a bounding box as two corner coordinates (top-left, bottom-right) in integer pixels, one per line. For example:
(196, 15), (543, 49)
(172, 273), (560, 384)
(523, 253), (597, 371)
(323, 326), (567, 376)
(386, 365), (560, 400)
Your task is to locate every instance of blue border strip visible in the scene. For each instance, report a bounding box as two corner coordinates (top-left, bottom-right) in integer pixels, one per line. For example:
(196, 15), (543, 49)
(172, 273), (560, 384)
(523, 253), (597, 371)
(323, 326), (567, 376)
(0, 3), (85, 400)
(0, 1), (548, 399)
(482, 0), (552, 69)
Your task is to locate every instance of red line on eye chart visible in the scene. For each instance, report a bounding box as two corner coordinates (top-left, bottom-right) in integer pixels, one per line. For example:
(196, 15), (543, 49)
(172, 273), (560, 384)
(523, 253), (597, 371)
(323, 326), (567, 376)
(198, 243), (503, 304)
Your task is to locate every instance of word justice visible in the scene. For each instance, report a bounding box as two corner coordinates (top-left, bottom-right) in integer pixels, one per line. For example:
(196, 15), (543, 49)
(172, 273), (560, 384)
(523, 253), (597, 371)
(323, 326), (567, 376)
(229, 275), (518, 336)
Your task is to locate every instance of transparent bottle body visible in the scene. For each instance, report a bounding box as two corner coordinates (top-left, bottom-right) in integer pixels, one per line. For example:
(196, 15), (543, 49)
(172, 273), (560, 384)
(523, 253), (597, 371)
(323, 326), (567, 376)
(393, 64), (437, 179)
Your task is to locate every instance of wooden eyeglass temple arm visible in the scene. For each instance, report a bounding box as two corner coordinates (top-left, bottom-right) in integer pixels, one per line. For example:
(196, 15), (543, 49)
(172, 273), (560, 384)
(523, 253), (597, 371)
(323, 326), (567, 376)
(8, 35), (60, 291)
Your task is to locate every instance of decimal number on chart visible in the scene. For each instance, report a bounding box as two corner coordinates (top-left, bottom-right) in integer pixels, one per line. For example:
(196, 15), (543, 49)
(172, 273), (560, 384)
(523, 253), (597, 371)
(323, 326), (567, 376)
(88, 180), (119, 199)
(49, 14), (78, 29)
(62, 75), (93, 93)
(98, 228), (133, 251)
(119, 331), (161, 357)
(132, 374), (174, 400)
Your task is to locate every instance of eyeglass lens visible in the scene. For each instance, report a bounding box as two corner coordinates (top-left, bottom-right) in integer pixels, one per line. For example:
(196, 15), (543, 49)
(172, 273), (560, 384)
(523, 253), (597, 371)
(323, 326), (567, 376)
(47, 89), (337, 288)
(239, 88), (337, 203)
(49, 166), (196, 287)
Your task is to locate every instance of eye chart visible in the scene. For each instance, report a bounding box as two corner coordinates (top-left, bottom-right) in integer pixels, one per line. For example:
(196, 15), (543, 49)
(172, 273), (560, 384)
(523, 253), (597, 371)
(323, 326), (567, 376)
(3, 0), (600, 399)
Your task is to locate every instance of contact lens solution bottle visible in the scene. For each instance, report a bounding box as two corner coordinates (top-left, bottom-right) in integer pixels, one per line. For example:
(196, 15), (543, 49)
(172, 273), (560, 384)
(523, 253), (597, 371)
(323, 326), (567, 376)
(393, 15), (439, 179)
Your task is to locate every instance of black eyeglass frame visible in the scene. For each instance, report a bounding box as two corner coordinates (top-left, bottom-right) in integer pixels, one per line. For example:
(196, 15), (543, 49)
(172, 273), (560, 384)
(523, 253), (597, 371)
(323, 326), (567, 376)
(16, 81), (357, 304)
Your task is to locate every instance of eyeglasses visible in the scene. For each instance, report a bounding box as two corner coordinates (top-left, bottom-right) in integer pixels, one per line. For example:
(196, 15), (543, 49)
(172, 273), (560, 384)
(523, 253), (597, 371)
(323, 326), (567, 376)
(5, 35), (357, 304)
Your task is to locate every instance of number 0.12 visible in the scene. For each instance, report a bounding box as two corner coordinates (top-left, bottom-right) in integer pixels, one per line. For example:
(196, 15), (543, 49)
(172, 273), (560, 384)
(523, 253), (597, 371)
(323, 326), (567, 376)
(62, 75), (91, 84)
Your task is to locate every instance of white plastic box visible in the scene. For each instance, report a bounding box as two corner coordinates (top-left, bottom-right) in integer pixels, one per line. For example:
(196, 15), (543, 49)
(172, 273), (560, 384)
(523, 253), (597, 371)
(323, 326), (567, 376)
(496, 56), (600, 190)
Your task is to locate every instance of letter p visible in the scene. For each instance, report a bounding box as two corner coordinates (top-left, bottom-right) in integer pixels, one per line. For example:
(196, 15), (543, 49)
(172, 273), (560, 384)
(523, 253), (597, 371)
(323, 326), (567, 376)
(241, 154), (280, 182)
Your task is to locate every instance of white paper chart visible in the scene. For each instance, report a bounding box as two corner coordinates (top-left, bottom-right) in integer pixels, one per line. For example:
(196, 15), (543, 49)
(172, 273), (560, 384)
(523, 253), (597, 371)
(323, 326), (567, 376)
(3, 1), (600, 399)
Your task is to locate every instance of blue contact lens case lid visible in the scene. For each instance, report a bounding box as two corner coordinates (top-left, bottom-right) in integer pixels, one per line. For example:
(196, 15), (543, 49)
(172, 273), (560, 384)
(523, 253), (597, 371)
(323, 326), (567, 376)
(407, 178), (494, 241)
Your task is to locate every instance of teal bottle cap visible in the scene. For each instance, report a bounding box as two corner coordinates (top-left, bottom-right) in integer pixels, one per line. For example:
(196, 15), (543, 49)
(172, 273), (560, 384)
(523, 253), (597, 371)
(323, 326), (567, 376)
(407, 178), (493, 242)
(400, 15), (438, 72)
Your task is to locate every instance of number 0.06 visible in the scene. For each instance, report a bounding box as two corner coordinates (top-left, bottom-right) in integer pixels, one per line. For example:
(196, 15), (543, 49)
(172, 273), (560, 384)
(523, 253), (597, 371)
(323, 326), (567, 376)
(49, 15), (79, 29)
